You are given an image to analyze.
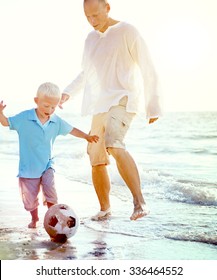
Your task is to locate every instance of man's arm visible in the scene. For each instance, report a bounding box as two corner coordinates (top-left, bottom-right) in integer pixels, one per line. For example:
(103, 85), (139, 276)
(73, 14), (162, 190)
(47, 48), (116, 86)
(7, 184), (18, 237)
(70, 127), (99, 143)
(129, 29), (163, 121)
(59, 71), (85, 109)
(0, 101), (9, 126)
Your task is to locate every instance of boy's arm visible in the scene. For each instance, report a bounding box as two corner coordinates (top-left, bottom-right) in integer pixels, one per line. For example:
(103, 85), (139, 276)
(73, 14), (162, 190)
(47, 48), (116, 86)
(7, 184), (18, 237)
(70, 127), (99, 143)
(0, 101), (9, 126)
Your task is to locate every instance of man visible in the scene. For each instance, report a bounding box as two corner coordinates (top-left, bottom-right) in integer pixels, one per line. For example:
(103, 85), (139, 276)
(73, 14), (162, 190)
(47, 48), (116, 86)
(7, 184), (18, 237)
(61, 0), (162, 221)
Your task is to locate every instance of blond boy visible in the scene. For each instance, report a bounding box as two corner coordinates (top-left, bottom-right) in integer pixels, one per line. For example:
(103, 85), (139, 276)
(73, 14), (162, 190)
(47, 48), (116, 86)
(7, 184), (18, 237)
(0, 82), (98, 228)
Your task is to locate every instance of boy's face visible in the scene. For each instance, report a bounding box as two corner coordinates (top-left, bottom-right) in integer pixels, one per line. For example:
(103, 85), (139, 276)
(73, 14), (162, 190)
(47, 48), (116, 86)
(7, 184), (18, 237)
(34, 95), (60, 120)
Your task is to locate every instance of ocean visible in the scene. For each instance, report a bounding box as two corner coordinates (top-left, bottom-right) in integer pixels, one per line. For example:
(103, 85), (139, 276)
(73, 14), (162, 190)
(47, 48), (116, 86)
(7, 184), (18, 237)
(0, 110), (217, 260)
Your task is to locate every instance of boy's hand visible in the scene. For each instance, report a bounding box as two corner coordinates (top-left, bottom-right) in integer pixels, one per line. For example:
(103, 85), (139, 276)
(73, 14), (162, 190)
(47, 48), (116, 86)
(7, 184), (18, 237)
(0, 100), (6, 112)
(149, 117), (158, 124)
(59, 94), (70, 109)
(0, 100), (9, 126)
(86, 134), (99, 143)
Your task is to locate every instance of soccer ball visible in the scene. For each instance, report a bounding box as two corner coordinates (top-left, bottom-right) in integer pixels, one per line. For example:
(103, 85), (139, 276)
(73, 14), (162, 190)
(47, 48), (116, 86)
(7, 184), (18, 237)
(44, 204), (79, 242)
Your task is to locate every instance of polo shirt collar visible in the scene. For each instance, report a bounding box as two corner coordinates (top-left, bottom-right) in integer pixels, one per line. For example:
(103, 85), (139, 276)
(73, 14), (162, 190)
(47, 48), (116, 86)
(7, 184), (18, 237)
(28, 109), (58, 123)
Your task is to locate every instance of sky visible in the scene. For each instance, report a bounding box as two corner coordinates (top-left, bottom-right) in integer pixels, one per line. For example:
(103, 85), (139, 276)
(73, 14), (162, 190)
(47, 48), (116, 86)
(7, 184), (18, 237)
(0, 0), (217, 113)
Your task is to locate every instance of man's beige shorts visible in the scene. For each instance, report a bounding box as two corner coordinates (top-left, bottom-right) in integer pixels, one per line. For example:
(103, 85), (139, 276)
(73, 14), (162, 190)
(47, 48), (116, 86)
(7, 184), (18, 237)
(87, 97), (135, 166)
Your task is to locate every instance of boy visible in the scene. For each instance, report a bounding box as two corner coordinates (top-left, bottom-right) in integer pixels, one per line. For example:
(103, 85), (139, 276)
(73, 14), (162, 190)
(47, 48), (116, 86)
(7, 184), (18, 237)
(0, 82), (99, 228)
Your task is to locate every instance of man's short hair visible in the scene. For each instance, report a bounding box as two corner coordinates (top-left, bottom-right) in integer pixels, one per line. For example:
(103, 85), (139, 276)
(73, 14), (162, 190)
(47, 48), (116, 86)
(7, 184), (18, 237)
(84, 0), (108, 4)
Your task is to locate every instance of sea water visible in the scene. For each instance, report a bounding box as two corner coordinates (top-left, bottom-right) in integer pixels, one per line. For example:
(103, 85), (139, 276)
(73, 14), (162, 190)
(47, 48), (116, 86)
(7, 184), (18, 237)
(0, 110), (216, 259)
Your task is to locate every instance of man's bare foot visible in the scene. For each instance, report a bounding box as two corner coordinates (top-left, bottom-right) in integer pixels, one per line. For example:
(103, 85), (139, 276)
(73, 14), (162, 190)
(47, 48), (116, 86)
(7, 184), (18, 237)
(91, 208), (111, 221)
(130, 205), (150, 220)
(28, 219), (39, 228)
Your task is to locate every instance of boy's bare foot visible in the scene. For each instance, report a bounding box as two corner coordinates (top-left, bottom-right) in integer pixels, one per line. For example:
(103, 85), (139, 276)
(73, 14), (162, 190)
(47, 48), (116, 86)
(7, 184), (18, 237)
(130, 205), (150, 220)
(28, 219), (39, 228)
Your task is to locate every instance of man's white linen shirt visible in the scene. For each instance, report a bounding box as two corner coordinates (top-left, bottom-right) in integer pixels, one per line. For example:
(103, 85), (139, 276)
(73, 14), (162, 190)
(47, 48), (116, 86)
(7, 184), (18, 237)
(63, 22), (162, 118)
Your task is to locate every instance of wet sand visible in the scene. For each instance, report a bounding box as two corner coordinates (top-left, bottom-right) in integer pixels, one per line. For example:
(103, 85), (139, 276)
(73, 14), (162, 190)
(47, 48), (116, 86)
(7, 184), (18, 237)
(0, 158), (145, 260)
(0, 171), (161, 260)
(1, 158), (217, 261)
(0, 159), (108, 260)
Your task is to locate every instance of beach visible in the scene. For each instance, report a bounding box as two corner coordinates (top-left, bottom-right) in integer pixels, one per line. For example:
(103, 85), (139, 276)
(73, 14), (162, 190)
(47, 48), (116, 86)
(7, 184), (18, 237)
(0, 156), (217, 260)
(0, 111), (217, 261)
(1, 170), (216, 261)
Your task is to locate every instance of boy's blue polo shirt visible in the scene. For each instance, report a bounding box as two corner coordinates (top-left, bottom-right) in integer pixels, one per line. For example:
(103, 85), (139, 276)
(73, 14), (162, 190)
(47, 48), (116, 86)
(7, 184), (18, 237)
(8, 109), (73, 178)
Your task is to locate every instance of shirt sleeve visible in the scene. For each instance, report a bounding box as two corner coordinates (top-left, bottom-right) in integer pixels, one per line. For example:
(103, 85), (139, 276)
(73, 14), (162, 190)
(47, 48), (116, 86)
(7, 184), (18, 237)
(62, 71), (85, 97)
(58, 118), (74, 136)
(8, 111), (25, 131)
(129, 32), (163, 119)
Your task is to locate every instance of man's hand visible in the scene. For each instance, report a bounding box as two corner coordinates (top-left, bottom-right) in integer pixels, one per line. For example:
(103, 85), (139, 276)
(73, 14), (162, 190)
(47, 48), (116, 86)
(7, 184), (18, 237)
(59, 94), (70, 109)
(149, 117), (158, 124)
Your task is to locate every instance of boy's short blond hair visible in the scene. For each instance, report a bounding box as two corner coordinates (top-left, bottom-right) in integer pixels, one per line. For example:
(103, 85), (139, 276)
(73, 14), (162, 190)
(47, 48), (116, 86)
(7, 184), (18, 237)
(37, 82), (61, 98)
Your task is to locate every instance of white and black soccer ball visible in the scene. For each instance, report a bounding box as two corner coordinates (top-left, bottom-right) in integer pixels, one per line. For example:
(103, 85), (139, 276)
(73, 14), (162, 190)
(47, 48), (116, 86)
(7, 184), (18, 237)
(44, 204), (79, 242)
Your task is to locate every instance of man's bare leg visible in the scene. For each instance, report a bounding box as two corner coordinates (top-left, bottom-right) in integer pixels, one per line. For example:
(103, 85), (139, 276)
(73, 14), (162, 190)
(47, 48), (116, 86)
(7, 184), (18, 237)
(108, 147), (149, 220)
(92, 165), (111, 212)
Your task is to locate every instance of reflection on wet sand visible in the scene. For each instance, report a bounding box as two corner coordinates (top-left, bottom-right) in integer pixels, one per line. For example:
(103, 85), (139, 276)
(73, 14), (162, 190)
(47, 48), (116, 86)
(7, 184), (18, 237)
(0, 226), (114, 260)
